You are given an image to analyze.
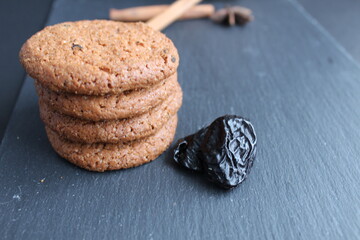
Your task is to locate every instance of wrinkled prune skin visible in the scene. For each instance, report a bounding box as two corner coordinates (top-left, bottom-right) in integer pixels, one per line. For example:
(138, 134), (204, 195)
(173, 115), (257, 189)
(173, 127), (207, 171)
(201, 116), (257, 188)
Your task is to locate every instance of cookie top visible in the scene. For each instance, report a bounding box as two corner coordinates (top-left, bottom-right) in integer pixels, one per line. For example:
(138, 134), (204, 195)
(46, 115), (178, 172)
(36, 73), (179, 121)
(39, 85), (182, 143)
(20, 20), (179, 95)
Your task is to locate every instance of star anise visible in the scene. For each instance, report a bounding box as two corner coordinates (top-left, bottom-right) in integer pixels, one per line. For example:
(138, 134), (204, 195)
(211, 6), (254, 26)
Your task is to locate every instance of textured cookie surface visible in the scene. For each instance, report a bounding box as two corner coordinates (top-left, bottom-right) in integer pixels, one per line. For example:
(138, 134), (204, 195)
(36, 73), (179, 121)
(40, 85), (182, 143)
(20, 20), (179, 95)
(46, 115), (178, 171)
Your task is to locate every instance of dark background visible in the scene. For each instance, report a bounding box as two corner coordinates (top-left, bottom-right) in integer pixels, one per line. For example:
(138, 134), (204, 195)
(1, 0), (360, 239)
(0, 0), (53, 142)
(1, 0), (360, 142)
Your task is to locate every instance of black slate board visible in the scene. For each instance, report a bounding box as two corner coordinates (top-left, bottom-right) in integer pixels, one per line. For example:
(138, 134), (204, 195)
(0, 0), (54, 141)
(299, 0), (360, 63)
(1, 0), (360, 239)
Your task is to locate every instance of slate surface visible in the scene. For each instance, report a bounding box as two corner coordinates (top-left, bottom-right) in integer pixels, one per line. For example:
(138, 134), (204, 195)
(299, 0), (360, 63)
(0, 0), (54, 142)
(1, 0), (360, 239)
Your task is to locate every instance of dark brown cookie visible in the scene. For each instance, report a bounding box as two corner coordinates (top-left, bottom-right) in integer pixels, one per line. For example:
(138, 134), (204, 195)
(39, 86), (182, 143)
(36, 73), (179, 121)
(20, 20), (179, 95)
(45, 115), (178, 172)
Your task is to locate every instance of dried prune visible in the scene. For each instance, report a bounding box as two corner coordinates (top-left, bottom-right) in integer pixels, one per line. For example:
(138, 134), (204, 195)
(174, 127), (207, 171)
(174, 115), (257, 189)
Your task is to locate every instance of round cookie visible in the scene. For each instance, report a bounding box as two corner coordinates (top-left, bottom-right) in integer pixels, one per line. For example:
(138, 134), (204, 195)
(40, 86), (182, 143)
(19, 20), (179, 95)
(36, 73), (179, 121)
(45, 115), (178, 172)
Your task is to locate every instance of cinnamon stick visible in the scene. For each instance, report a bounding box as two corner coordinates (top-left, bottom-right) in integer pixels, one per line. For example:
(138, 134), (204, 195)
(110, 4), (214, 22)
(147, 0), (203, 31)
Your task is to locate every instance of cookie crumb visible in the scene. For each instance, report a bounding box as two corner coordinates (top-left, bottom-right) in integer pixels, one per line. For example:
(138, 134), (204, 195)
(13, 195), (21, 201)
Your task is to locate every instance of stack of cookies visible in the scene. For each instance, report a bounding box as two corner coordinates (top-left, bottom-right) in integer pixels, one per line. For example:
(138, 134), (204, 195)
(19, 20), (182, 172)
